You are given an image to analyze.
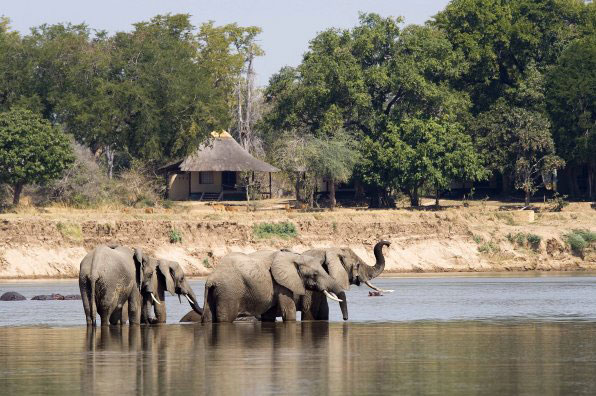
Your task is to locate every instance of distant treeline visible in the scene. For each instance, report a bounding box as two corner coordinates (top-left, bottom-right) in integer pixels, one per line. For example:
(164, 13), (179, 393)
(0, 1), (595, 208)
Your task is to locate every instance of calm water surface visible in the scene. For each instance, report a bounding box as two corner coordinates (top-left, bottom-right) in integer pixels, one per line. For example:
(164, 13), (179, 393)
(1, 276), (596, 395)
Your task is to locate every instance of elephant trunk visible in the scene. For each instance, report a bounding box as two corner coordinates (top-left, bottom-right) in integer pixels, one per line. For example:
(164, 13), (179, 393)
(184, 286), (203, 315)
(337, 291), (348, 321)
(361, 240), (391, 280)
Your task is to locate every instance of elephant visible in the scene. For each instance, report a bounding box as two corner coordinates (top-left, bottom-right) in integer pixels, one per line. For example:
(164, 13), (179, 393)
(79, 245), (146, 326)
(300, 240), (392, 321)
(140, 258), (202, 324)
(201, 250), (345, 323)
(79, 245), (201, 326)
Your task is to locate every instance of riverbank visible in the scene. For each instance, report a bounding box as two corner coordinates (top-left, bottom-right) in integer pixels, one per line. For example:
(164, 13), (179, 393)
(0, 200), (594, 279)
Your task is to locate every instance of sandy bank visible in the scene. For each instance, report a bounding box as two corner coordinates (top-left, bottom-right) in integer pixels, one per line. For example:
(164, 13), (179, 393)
(0, 201), (594, 279)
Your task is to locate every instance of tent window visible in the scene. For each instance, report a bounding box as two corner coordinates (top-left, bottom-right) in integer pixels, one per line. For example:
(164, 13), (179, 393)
(199, 171), (214, 184)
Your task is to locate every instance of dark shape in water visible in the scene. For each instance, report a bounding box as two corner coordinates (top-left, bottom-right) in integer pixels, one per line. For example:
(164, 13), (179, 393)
(31, 293), (82, 301)
(0, 291), (26, 301)
(32, 294), (65, 300)
(368, 291), (383, 297)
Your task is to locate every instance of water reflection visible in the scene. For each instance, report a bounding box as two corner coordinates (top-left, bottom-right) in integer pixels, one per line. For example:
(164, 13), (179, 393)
(2, 322), (596, 395)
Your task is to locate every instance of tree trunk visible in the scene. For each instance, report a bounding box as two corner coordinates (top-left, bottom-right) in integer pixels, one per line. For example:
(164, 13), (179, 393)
(435, 185), (440, 207)
(12, 182), (23, 205)
(329, 179), (336, 210)
(295, 173), (301, 201)
(105, 145), (114, 180)
(410, 187), (420, 207)
(525, 188), (531, 207)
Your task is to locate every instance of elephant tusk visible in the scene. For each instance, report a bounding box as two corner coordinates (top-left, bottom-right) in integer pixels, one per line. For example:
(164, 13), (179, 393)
(364, 280), (394, 293)
(178, 294), (182, 304)
(150, 293), (161, 305)
(184, 294), (194, 305)
(323, 290), (343, 303)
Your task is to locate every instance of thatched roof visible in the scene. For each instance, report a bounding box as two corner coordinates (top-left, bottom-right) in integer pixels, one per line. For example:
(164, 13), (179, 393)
(162, 131), (279, 173)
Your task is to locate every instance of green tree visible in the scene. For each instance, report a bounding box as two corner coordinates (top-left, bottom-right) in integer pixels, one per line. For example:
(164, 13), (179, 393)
(547, 36), (596, 198)
(474, 100), (564, 206)
(0, 108), (74, 204)
(263, 15), (481, 207)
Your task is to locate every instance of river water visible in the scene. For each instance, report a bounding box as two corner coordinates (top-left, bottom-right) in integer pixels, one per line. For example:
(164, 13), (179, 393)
(1, 276), (596, 394)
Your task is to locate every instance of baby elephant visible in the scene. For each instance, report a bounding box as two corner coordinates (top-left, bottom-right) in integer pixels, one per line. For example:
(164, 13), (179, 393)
(201, 250), (345, 323)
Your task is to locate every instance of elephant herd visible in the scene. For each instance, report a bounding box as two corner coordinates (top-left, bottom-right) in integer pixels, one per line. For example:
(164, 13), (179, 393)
(79, 240), (392, 326)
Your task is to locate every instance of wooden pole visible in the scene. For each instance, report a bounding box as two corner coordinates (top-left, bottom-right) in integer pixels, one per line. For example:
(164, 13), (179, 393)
(269, 172), (272, 198)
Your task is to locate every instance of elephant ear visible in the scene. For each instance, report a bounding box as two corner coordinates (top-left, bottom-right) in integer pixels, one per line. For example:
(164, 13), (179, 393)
(326, 250), (350, 291)
(158, 260), (176, 296)
(271, 252), (306, 296)
(133, 247), (144, 292)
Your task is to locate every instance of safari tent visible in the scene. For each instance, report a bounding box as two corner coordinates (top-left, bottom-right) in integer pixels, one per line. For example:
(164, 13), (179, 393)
(160, 131), (279, 201)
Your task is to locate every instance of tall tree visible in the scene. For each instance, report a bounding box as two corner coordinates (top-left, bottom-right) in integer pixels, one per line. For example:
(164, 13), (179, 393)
(547, 36), (596, 199)
(263, 15), (484, 207)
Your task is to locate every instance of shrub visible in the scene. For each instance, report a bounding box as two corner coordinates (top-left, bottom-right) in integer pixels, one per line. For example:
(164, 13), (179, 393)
(169, 229), (182, 244)
(526, 233), (542, 250)
(564, 229), (596, 256)
(56, 222), (83, 242)
(472, 234), (484, 244)
(40, 142), (111, 208)
(202, 258), (212, 269)
(253, 222), (298, 239)
(547, 192), (569, 212)
(478, 241), (499, 254)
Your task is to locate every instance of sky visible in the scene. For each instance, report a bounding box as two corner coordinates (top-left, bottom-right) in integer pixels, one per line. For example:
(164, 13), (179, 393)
(1, 0), (451, 86)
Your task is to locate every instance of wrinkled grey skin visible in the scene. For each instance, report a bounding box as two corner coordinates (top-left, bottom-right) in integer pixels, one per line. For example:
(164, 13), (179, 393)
(302, 240), (391, 321)
(139, 258), (201, 324)
(79, 245), (146, 326)
(201, 251), (345, 323)
(79, 245), (200, 326)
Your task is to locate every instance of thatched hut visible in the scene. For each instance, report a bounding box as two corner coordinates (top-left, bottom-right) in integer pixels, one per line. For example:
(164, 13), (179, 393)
(160, 131), (279, 201)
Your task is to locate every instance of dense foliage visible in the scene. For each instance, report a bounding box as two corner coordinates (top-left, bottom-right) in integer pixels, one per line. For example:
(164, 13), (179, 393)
(0, 108), (74, 204)
(1, 1), (595, 208)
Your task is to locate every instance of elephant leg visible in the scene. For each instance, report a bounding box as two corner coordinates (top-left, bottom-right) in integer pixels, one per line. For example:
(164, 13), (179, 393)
(80, 278), (93, 326)
(121, 301), (129, 324)
(127, 291), (142, 325)
(279, 291), (297, 322)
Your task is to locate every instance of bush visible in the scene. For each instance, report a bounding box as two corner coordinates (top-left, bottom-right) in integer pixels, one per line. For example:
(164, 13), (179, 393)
(526, 233), (542, 250)
(56, 222), (83, 242)
(478, 241), (500, 254)
(253, 222), (298, 239)
(547, 192), (569, 212)
(40, 142), (111, 208)
(169, 229), (182, 244)
(564, 229), (596, 256)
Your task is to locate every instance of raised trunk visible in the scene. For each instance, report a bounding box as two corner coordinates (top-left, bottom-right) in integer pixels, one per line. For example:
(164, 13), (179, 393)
(329, 179), (336, 210)
(362, 240), (390, 280)
(12, 182), (23, 205)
